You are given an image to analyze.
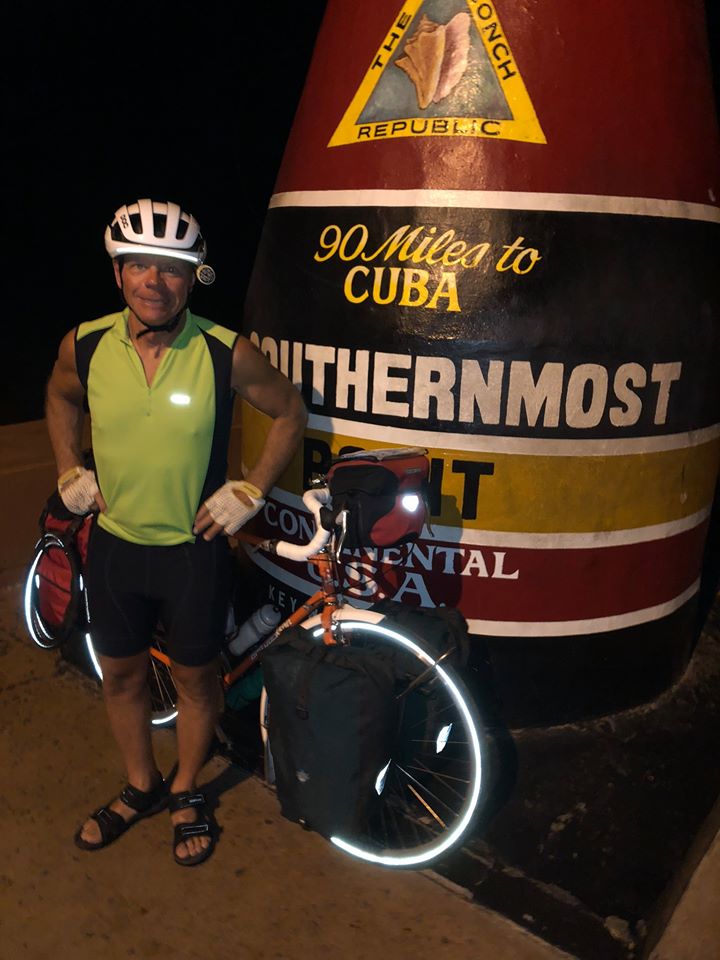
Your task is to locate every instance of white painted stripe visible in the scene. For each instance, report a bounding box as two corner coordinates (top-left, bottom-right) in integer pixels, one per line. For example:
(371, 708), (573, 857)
(308, 413), (720, 457)
(262, 489), (711, 548)
(420, 507), (710, 548)
(270, 190), (720, 224)
(466, 579), (700, 636)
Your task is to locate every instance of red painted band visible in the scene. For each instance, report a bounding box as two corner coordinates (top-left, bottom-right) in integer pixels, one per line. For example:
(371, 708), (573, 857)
(276, 0), (719, 202)
(254, 516), (708, 624)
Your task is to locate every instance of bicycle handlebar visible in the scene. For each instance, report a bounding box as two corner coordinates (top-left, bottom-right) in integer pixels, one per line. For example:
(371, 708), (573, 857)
(261, 487), (333, 562)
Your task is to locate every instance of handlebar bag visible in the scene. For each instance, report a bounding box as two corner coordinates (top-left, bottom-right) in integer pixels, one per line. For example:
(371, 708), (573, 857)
(262, 626), (397, 840)
(323, 446), (430, 550)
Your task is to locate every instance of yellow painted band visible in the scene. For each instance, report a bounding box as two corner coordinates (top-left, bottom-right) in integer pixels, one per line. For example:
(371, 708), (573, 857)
(240, 403), (720, 533)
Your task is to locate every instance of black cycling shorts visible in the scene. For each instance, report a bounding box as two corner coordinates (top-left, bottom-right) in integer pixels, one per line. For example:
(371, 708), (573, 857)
(85, 524), (232, 667)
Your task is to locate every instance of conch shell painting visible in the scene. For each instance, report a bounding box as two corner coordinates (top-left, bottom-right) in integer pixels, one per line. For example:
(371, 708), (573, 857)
(395, 12), (471, 109)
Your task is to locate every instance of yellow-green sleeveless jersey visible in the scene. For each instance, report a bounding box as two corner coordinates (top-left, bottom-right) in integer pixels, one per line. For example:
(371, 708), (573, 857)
(75, 309), (237, 546)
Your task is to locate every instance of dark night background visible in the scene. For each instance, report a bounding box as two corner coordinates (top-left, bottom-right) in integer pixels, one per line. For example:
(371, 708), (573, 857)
(2, 2), (328, 425)
(1, 1), (718, 427)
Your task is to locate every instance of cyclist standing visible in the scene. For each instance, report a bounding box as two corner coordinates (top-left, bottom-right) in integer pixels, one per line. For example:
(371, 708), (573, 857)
(45, 199), (307, 866)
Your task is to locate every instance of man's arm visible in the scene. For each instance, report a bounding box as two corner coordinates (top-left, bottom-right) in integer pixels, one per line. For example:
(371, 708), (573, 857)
(45, 329), (87, 475)
(45, 330), (106, 512)
(230, 336), (308, 495)
(193, 335), (307, 539)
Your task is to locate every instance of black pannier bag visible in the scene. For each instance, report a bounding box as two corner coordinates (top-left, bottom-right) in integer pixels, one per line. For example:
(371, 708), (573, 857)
(372, 599), (504, 733)
(370, 598), (471, 667)
(322, 447), (430, 551)
(261, 626), (398, 840)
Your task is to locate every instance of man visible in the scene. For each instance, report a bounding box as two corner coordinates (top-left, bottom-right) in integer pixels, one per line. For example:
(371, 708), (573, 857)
(45, 199), (307, 866)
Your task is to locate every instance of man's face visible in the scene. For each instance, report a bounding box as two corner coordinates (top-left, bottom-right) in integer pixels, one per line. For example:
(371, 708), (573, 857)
(114, 253), (195, 329)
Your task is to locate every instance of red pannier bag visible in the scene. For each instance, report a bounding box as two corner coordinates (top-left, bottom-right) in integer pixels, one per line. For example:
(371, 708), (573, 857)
(323, 447), (430, 551)
(25, 490), (93, 649)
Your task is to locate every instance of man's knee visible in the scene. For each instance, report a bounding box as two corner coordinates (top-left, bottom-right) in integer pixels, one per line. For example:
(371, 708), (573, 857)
(172, 660), (221, 708)
(99, 651), (150, 699)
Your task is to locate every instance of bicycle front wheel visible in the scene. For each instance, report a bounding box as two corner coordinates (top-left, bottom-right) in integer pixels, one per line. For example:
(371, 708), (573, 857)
(297, 610), (486, 868)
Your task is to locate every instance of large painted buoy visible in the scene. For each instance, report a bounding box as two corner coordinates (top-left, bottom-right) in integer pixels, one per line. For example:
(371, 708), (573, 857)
(242, 0), (720, 726)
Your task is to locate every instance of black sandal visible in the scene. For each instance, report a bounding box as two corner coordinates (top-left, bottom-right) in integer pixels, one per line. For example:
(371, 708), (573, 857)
(169, 790), (216, 867)
(74, 777), (168, 851)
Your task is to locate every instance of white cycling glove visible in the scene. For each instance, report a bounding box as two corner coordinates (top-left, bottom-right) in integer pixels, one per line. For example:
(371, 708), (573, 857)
(58, 466), (100, 515)
(204, 480), (265, 535)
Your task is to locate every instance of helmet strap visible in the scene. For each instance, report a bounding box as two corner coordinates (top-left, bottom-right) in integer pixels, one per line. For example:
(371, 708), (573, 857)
(135, 312), (183, 339)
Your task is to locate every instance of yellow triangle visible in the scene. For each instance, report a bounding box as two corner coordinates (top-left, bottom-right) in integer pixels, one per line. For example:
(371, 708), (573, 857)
(329, 0), (546, 148)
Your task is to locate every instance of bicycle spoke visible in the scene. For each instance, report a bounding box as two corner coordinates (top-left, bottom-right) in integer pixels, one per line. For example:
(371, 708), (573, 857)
(399, 701), (469, 737)
(377, 766), (436, 847)
(378, 774), (406, 843)
(404, 763), (472, 786)
(150, 662), (172, 701)
(393, 761), (468, 819)
(147, 640), (178, 723)
(405, 737), (474, 747)
(156, 668), (174, 701)
(406, 784), (447, 829)
(395, 652), (453, 698)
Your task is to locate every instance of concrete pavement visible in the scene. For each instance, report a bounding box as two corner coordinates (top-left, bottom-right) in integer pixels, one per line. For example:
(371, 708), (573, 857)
(1, 579), (573, 960)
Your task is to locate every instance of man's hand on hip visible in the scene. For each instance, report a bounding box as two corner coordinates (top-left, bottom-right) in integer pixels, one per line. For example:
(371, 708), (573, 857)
(194, 481), (265, 540)
(58, 466), (107, 515)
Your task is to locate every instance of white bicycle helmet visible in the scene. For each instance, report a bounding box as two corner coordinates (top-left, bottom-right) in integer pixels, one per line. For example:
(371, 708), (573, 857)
(105, 199), (215, 284)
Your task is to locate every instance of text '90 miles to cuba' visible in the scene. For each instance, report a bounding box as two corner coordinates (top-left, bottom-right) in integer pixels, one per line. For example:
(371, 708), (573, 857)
(313, 222), (543, 312)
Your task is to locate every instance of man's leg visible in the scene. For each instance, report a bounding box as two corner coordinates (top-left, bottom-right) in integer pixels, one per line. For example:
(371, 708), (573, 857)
(168, 659), (223, 861)
(78, 650), (162, 844)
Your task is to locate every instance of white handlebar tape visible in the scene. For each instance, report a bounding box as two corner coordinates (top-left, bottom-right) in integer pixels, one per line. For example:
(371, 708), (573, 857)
(58, 466), (100, 515)
(275, 487), (332, 561)
(204, 480), (265, 535)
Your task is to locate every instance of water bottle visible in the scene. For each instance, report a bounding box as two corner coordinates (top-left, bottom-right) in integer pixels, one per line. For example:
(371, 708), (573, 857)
(227, 603), (282, 657)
